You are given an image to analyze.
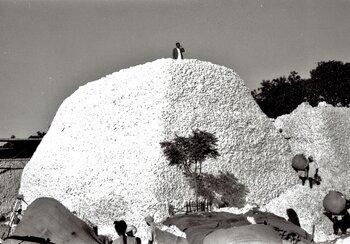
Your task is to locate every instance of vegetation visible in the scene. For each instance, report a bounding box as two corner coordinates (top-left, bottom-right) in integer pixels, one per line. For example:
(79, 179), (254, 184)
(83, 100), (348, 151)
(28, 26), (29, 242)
(252, 60), (350, 118)
(28, 131), (47, 139)
(160, 129), (220, 203)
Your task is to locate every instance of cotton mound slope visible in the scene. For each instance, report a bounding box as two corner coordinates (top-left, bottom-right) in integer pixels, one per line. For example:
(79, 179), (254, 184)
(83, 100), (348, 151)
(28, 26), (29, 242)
(266, 102), (350, 242)
(19, 59), (297, 239)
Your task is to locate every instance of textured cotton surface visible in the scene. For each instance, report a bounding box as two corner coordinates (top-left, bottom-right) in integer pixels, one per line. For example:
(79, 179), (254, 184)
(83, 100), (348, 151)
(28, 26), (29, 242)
(19, 59), (296, 239)
(266, 102), (350, 242)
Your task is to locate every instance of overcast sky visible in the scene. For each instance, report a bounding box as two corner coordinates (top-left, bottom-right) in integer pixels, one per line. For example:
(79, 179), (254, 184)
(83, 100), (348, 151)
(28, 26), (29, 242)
(1, 0), (349, 138)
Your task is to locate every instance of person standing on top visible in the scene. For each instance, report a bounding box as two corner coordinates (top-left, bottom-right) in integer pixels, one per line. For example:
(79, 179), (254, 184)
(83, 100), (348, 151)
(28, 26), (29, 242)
(172, 42), (185, 60)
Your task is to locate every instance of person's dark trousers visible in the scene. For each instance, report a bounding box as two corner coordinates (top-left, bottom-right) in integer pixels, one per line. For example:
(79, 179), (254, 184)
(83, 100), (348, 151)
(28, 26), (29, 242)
(308, 178), (313, 188)
(340, 221), (347, 235)
(340, 213), (350, 234)
(315, 174), (321, 185)
(300, 177), (307, 185)
(333, 217), (341, 235)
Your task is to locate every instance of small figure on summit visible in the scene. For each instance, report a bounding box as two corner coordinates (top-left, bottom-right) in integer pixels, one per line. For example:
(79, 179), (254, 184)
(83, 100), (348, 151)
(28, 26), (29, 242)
(172, 42), (185, 60)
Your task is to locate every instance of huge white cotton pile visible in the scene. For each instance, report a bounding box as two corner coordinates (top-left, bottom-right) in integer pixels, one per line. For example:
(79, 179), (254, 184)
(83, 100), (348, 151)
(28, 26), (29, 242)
(266, 102), (350, 242)
(19, 59), (296, 239)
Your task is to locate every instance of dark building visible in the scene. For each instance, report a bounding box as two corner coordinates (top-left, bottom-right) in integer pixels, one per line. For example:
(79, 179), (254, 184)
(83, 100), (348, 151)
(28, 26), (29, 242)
(0, 138), (42, 159)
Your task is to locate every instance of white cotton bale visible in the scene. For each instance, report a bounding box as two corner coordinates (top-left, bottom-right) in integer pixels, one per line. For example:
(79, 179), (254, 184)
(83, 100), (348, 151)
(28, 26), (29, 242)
(20, 59), (296, 239)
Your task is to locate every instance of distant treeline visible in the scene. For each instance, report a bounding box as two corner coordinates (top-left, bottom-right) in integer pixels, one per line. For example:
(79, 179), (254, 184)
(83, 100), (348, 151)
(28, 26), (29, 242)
(251, 60), (350, 118)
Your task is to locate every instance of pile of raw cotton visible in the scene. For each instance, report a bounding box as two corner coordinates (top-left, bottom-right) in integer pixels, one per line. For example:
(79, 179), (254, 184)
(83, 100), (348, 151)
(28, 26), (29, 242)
(19, 59), (297, 239)
(266, 102), (350, 242)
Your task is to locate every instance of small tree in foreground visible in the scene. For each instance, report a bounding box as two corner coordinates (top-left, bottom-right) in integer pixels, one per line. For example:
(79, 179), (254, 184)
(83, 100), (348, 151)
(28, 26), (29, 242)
(160, 129), (220, 203)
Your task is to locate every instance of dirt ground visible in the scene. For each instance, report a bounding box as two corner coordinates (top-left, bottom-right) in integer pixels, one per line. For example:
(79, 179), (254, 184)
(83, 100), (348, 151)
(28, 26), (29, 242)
(0, 159), (28, 217)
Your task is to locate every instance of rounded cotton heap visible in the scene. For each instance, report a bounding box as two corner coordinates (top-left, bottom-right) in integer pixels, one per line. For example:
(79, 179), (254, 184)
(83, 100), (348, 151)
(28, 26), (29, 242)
(267, 103), (350, 242)
(20, 59), (296, 239)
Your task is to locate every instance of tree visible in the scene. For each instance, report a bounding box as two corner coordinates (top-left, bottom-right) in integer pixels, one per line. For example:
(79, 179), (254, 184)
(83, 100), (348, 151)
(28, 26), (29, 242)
(28, 131), (46, 138)
(160, 129), (220, 203)
(251, 71), (306, 118)
(252, 60), (350, 118)
(308, 61), (350, 106)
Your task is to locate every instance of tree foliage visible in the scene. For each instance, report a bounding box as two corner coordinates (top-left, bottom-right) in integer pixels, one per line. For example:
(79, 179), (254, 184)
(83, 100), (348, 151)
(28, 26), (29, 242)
(252, 61), (350, 118)
(160, 129), (220, 202)
(251, 71), (305, 118)
(28, 131), (47, 139)
(160, 129), (220, 174)
(308, 61), (350, 106)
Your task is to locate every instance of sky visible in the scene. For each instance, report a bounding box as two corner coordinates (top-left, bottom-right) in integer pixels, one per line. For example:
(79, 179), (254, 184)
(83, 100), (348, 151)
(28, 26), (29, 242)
(0, 0), (349, 138)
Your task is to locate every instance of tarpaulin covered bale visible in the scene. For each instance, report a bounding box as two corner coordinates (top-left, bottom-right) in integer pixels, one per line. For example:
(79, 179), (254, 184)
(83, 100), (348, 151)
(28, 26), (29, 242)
(162, 212), (250, 244)
(245, 210), (313, 242)
(154, 227), (188, 244)
(292, 154), (309, 170)
(4, 197), (101, 244)
(184, 222), (220, 244)
(163, 212), (249, 231)
(323, 191), (347, 215)
(203, 224), (282, 244)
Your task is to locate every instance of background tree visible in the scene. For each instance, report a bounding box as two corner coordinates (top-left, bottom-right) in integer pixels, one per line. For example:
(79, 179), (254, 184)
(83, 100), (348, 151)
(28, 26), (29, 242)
(308, 61), (350, 106)
(160, 129), (220, 203)
(251, 71), (306, 118)
(28, 131), (47, 139)
(252, 60), (350, 118)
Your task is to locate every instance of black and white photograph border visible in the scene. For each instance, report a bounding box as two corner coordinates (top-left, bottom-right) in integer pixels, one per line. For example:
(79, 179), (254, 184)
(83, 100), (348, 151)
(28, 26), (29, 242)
(0, 1), (350, 243)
